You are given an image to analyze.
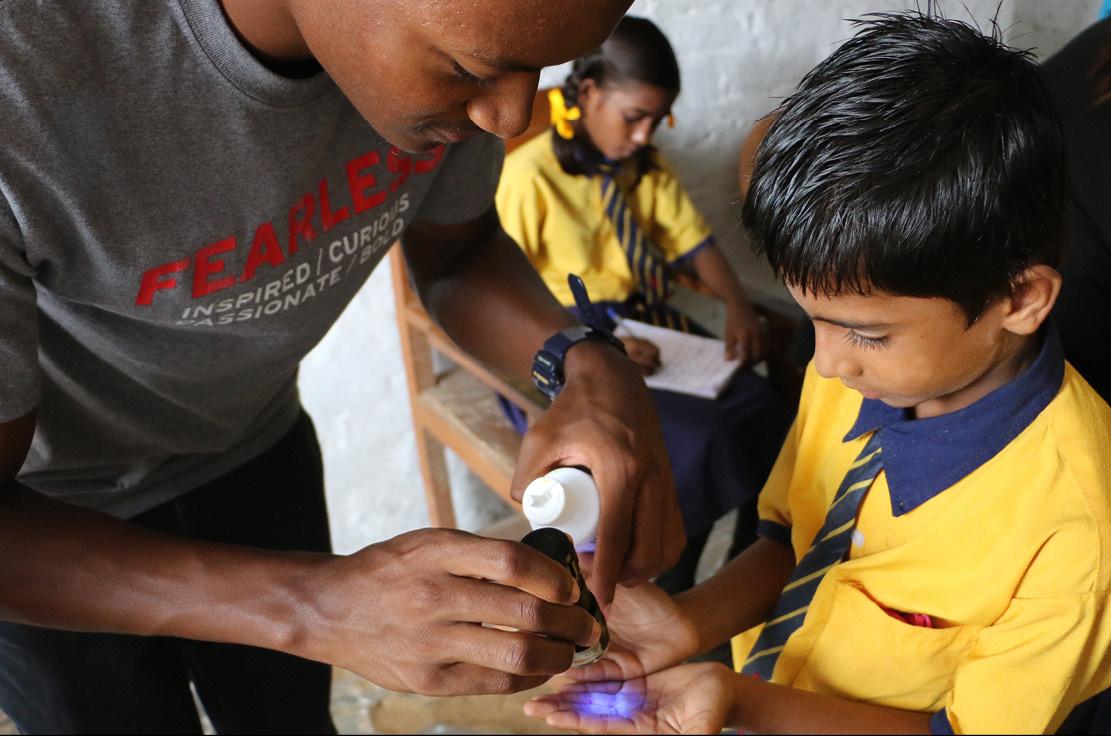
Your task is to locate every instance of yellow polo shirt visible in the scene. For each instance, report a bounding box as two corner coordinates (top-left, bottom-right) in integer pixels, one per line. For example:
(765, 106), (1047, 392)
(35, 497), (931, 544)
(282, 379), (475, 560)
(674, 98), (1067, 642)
(732, 329), (1111, 734)
(495, 133), (713, 306)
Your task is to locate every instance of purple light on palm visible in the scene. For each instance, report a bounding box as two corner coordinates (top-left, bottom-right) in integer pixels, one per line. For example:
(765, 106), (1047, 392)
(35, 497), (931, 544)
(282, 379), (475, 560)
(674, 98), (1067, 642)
(567, 682), (647, 719)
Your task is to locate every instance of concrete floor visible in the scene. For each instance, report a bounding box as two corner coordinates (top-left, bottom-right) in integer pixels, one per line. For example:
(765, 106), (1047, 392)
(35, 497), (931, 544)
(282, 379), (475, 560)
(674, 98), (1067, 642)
(0, 670), (567, 736)
(0, 510), (735, 734)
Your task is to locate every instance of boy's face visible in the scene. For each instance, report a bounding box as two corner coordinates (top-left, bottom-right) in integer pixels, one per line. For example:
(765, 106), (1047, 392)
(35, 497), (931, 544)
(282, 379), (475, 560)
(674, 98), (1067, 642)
(788, 286), (1020, 419)
(292, 0), (630, 153)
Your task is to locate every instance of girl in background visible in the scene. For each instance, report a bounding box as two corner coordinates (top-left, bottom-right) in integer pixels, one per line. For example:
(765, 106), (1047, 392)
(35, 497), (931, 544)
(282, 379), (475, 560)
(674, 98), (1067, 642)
(497, 16), (789, 596)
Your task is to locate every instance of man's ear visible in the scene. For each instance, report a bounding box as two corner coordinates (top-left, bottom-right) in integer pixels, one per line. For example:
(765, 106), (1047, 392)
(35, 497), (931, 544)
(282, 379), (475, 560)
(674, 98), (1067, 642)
(1001, 265), (1062, 336)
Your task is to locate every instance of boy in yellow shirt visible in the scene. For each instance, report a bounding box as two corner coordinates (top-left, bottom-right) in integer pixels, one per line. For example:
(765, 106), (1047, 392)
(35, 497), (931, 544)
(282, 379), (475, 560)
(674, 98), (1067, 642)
(524, 11), (1111, 735)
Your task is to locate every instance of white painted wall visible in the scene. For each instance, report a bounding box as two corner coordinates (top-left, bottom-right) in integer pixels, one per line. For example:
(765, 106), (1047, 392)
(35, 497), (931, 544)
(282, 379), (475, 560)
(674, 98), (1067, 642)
(301, 0), (1103, 555)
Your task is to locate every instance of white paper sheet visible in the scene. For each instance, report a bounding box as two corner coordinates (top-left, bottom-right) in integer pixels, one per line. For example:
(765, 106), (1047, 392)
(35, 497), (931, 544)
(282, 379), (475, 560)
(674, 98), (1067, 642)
(613, 318), (740, 399)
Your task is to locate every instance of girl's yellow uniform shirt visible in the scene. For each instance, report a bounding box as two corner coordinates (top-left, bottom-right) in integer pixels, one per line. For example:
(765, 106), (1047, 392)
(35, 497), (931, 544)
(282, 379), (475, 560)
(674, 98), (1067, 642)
(496, 134), (713, 306)
(733, 329), (1111, 734)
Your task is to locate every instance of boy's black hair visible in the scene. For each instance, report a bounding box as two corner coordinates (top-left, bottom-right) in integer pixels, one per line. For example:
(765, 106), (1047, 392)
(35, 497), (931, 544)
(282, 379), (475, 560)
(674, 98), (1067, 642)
(553, 15), (680, 179)
(743, 11), (1068, 324)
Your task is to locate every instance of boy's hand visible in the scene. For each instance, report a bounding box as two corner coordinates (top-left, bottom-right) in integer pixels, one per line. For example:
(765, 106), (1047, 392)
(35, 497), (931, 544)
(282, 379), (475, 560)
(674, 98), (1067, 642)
(512, 341), (685, 606)
(618, 337), (661, 375)
(524, 662), (735, 734)
(564, 578), (700, 683)
(723, 300), (766, 366)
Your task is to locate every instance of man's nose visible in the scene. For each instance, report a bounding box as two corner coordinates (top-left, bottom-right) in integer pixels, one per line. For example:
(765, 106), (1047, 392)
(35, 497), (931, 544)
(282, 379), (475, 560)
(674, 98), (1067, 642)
(466, 72), (542, 140)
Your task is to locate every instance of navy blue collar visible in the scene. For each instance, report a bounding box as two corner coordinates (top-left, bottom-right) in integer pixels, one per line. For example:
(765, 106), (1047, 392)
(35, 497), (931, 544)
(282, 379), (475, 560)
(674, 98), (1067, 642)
(843, 326), (1065, 517)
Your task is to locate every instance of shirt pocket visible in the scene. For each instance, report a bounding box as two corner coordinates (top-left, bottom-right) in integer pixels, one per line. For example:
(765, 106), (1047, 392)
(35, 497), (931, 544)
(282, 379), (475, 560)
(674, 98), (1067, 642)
(792, 581), (980, 713)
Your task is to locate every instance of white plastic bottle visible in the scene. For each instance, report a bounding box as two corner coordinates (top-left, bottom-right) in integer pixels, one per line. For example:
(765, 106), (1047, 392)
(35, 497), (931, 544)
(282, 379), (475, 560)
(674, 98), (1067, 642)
(521, 467), (600, 551)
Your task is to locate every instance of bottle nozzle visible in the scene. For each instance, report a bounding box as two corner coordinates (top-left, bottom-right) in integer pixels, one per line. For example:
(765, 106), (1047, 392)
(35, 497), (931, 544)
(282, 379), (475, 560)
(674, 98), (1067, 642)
(520, 468), (599, 547)
(522, 477), (566, 525)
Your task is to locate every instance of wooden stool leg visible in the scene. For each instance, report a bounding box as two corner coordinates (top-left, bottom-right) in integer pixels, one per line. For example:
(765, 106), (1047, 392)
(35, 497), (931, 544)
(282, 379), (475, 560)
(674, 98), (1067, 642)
(415, 427), (457, 528)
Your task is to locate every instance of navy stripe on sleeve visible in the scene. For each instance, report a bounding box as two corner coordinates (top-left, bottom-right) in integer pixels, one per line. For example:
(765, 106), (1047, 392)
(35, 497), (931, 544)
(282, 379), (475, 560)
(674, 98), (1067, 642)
(670, 235), (715, 265)
(757, 519), (792, 547)
(930, 708), (955, 735)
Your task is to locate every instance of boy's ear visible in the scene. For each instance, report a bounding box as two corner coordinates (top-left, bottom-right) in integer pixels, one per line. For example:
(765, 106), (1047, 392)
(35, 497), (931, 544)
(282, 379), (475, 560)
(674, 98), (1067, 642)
(1001, 265), (1062, 336)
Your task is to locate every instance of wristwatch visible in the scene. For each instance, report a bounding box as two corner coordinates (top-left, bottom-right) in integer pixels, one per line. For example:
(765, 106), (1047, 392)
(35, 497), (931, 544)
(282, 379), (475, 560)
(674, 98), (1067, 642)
(532, 275), (626, 401)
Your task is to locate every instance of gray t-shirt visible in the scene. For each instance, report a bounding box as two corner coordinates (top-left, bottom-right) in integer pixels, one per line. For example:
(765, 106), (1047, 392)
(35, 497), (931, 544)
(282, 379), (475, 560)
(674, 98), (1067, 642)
(0, 0), (503, 518)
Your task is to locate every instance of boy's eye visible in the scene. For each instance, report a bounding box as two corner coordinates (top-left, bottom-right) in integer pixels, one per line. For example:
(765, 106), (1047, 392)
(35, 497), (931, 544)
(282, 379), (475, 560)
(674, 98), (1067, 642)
(449, 60), (493, 88)
(844, 330), (888, 350)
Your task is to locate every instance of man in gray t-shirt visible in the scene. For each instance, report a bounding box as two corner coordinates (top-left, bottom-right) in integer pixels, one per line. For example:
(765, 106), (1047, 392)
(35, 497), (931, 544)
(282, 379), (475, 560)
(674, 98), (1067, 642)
(0, 0), (688, 731)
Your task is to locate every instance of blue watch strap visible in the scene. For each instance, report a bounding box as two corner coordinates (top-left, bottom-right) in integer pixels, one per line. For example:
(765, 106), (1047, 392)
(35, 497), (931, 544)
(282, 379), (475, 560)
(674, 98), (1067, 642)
(569, 274), (612, 334)
(531, 275), (625, 400)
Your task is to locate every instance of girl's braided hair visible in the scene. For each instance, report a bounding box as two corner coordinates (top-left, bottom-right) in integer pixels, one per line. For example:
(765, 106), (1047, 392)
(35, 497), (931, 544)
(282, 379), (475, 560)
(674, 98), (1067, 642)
(551, 15), (680, 180)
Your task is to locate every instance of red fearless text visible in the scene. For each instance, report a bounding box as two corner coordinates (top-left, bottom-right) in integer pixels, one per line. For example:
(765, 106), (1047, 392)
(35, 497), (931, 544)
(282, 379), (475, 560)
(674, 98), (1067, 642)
(135, 145), (443, 306)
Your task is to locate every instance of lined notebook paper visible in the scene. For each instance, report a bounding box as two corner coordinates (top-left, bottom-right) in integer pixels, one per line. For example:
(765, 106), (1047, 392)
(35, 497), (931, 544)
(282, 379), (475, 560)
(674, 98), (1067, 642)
(613, 318), (740, 399)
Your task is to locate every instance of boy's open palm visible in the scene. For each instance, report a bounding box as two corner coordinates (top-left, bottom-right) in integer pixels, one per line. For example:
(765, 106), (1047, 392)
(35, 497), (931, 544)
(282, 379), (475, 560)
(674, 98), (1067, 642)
(565, 578), (700, 683)
(524, 662), (734, 734)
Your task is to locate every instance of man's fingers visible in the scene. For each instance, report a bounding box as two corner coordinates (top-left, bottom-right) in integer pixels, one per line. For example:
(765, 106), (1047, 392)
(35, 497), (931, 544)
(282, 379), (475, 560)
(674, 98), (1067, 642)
(619, 498), (661, 587)
(443, 622), (577, 678)
(662, 489), (685, 571)
(440, 533), (579, 605)
(430, 661), (549, 696)
(620, 475), (683, 586)
(451, 577), (599, 647)
(589, 472), (636, 606)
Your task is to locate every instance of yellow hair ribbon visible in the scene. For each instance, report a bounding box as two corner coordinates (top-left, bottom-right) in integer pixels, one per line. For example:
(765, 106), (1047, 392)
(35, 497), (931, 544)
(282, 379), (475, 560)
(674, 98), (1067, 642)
(667, 113), (676, 128)
(548, 88), (581, 140)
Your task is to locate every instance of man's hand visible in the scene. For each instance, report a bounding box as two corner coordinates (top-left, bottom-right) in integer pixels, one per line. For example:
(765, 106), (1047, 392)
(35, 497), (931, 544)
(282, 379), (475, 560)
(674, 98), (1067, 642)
(511, 341), (685, 606)
(403, 211), (685, 608)
(0, 471), (600, 698)
(307, 527), (601, 695)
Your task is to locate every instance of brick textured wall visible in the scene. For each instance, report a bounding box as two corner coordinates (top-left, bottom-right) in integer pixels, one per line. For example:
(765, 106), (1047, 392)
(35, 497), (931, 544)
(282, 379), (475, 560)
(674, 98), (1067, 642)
(302, 0), (1102, 554)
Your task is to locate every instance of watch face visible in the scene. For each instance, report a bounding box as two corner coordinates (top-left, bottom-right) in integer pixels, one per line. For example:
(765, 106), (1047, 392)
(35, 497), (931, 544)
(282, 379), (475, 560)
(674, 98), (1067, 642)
(533, 323), (625, 402)
(532, 349), (562, 399)
(534, 350), (559, 375)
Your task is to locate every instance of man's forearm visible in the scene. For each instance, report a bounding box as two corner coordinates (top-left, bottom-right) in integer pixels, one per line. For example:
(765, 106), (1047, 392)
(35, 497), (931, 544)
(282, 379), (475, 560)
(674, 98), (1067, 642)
(728, 674), (933, 734)
(417, 226), (576, 380)
(675, 536), (795, 654)
(0, 479), (328, 656)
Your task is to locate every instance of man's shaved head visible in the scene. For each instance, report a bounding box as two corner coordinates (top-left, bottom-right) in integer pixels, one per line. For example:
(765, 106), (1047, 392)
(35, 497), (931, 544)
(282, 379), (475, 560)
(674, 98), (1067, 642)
(290, 0), (632, 151)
